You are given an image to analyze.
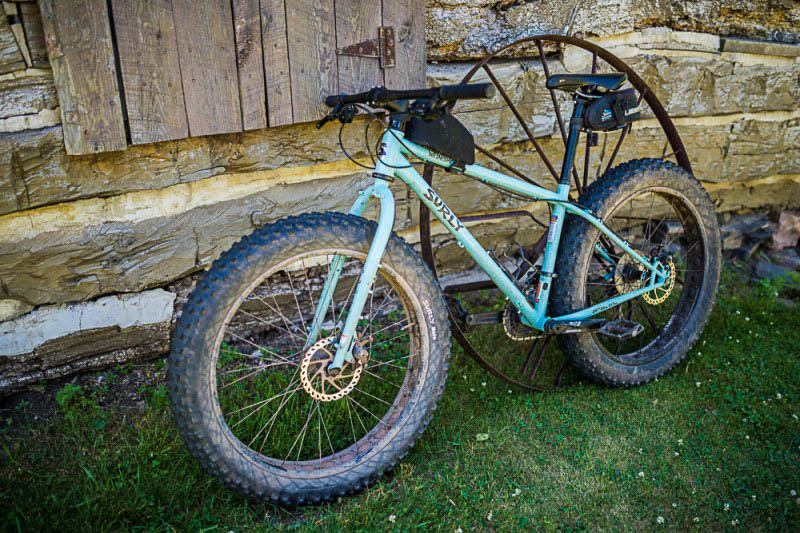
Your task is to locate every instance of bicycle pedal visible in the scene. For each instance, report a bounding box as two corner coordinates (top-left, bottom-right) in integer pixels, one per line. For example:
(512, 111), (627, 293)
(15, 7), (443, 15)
(597, 319), (645, 340)
(465, 312), (503, 326)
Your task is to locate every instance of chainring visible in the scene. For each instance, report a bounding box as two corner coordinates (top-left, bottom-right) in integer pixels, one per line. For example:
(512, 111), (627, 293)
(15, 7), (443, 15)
(300, 336), (363, 402)
(502, 304), (541, 342)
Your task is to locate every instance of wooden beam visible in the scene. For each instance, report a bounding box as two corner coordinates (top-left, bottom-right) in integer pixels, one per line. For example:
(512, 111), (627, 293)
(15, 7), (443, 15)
(260, 0), (292, 127)
(285, 0), (337, 123)
(335, 0), (383, 94)
(382, 0), (425, 89)
(172, 0), (242, 136)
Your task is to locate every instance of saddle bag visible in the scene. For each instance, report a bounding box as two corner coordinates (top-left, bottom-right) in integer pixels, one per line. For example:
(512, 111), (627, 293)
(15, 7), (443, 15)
(404, 112), (475, 166)
(584, 88), (641, 131)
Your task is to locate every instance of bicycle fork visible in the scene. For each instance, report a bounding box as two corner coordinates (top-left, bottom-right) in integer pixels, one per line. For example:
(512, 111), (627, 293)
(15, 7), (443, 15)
(305, 180), (396, 372)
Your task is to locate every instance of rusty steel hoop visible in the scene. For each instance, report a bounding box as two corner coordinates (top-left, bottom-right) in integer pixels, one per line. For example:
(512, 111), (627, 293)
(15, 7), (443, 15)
(417, 34), (692, 391)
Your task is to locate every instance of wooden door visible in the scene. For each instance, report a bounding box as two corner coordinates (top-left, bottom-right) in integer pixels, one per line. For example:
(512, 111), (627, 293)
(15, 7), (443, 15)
(40, 0), (425, 154)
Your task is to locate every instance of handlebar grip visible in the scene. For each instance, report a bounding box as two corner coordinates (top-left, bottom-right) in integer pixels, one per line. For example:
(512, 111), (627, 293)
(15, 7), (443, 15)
(325, 90), (372, 107)
(438, 83), (496, 101)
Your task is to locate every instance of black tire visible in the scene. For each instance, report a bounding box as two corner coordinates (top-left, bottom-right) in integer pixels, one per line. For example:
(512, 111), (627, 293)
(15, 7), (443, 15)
(551, 159), (721, 386)
(168, 212), (451, 504)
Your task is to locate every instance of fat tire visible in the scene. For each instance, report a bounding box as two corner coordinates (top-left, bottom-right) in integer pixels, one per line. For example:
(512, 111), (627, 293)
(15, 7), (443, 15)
(168, 212), (451, 504)
(550, 158), (721, 387)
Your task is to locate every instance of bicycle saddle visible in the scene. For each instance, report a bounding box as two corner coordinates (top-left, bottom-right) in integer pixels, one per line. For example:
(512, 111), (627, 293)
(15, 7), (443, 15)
(545, 73), (627, 92)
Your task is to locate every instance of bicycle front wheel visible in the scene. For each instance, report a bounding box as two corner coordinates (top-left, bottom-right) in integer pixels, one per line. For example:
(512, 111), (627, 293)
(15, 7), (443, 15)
(168, 212), (450, 504)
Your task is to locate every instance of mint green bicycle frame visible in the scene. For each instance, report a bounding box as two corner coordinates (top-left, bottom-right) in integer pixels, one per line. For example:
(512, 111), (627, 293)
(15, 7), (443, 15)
(313, 119), (670, 372)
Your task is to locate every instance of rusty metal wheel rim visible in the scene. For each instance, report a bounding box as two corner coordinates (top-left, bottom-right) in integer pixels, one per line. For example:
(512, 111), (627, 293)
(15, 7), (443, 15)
(418, 34), (692, 391)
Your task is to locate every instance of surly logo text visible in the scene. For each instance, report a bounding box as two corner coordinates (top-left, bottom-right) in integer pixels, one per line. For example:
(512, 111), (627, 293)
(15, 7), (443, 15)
(423, 188), (464, 232)
(423, 300), (437, 341)
(426, 150), (452, 165)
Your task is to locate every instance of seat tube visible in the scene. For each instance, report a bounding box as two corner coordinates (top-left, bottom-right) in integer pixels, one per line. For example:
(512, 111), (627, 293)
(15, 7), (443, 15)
(532, 99), (584, 323)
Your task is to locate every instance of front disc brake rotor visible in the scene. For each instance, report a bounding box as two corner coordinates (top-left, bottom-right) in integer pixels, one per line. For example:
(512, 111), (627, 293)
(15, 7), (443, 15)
(300, 336), (363, 402)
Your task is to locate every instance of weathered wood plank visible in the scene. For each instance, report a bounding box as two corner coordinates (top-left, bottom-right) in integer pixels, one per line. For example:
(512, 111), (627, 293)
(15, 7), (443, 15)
(335, 0), (383, 94)
(172, 0), (242, 137)
(382, 0), (425, 90)
(39, 0), (127, 154)
(18, 1), (49, 68)
(285, 0), (337, 123)
(0, 10), (25, 74)
(233, 0), (267, 130)
(260, 0), (292, 127)
(111, 0), (188, 144)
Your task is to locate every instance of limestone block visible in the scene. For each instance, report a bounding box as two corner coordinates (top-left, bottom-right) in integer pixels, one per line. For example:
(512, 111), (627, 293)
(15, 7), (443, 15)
(0, 289), (174, 357)
(427, 59), (564, 145)
(721, 37), (800, 57)
(0, 71), (57, 119)
(564, 43), (800, 119)
(724, 117), (800, 181)
(427, 0), (800, 60)
(706, 175), (800, 212)
(629, 54), (799, 118)
(0, 299), (33, 322)
(0, 172), (372, 307)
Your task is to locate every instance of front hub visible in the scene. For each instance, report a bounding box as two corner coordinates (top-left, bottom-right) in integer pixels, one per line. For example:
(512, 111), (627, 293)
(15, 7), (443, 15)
(300, 336), (364, 402)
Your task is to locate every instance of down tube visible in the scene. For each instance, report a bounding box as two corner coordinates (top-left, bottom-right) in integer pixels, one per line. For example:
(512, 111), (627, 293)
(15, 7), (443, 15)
(394, 165), (543, 329)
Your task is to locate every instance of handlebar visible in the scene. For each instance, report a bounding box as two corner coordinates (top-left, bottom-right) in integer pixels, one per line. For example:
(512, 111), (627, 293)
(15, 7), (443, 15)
(324, 83), (496, 108)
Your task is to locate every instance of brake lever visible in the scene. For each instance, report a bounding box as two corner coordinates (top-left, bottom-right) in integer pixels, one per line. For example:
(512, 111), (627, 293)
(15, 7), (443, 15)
(316, 103), (359, 129)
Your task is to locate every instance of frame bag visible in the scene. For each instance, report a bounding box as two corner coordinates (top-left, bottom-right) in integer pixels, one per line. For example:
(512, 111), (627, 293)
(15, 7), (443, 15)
(404, 112), (476, 166)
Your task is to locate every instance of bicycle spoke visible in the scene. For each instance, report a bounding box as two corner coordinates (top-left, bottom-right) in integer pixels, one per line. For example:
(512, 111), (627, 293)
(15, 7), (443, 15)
(213, 249), (421, 465)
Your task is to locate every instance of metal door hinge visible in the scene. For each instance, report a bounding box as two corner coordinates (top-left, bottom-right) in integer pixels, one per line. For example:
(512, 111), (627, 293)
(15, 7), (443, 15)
(336, 26), (396, 69)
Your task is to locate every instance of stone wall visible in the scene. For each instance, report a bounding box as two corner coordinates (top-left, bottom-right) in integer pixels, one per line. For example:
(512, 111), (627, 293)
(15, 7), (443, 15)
(1, 0), (799, 393)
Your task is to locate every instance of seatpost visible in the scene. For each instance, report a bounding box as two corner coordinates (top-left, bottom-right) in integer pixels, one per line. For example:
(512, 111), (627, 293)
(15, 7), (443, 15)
(560, 98), (586, 187)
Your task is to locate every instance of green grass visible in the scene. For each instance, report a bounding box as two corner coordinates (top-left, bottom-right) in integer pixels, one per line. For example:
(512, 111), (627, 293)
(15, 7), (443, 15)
(1, 269), (799, 531)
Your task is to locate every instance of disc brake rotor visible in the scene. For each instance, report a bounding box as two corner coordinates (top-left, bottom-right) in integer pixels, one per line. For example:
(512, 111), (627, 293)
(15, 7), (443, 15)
(300, 336), (363, 402)
(643, 257), (676, 305)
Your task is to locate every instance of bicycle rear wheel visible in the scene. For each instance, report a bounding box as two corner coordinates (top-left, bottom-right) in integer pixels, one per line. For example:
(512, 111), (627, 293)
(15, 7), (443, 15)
(550, 158), (721, 386)
(168, 212), (450, 504)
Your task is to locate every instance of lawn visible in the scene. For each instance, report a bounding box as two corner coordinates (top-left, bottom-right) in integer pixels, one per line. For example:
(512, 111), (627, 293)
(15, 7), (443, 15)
(1, 268), (799, 531)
